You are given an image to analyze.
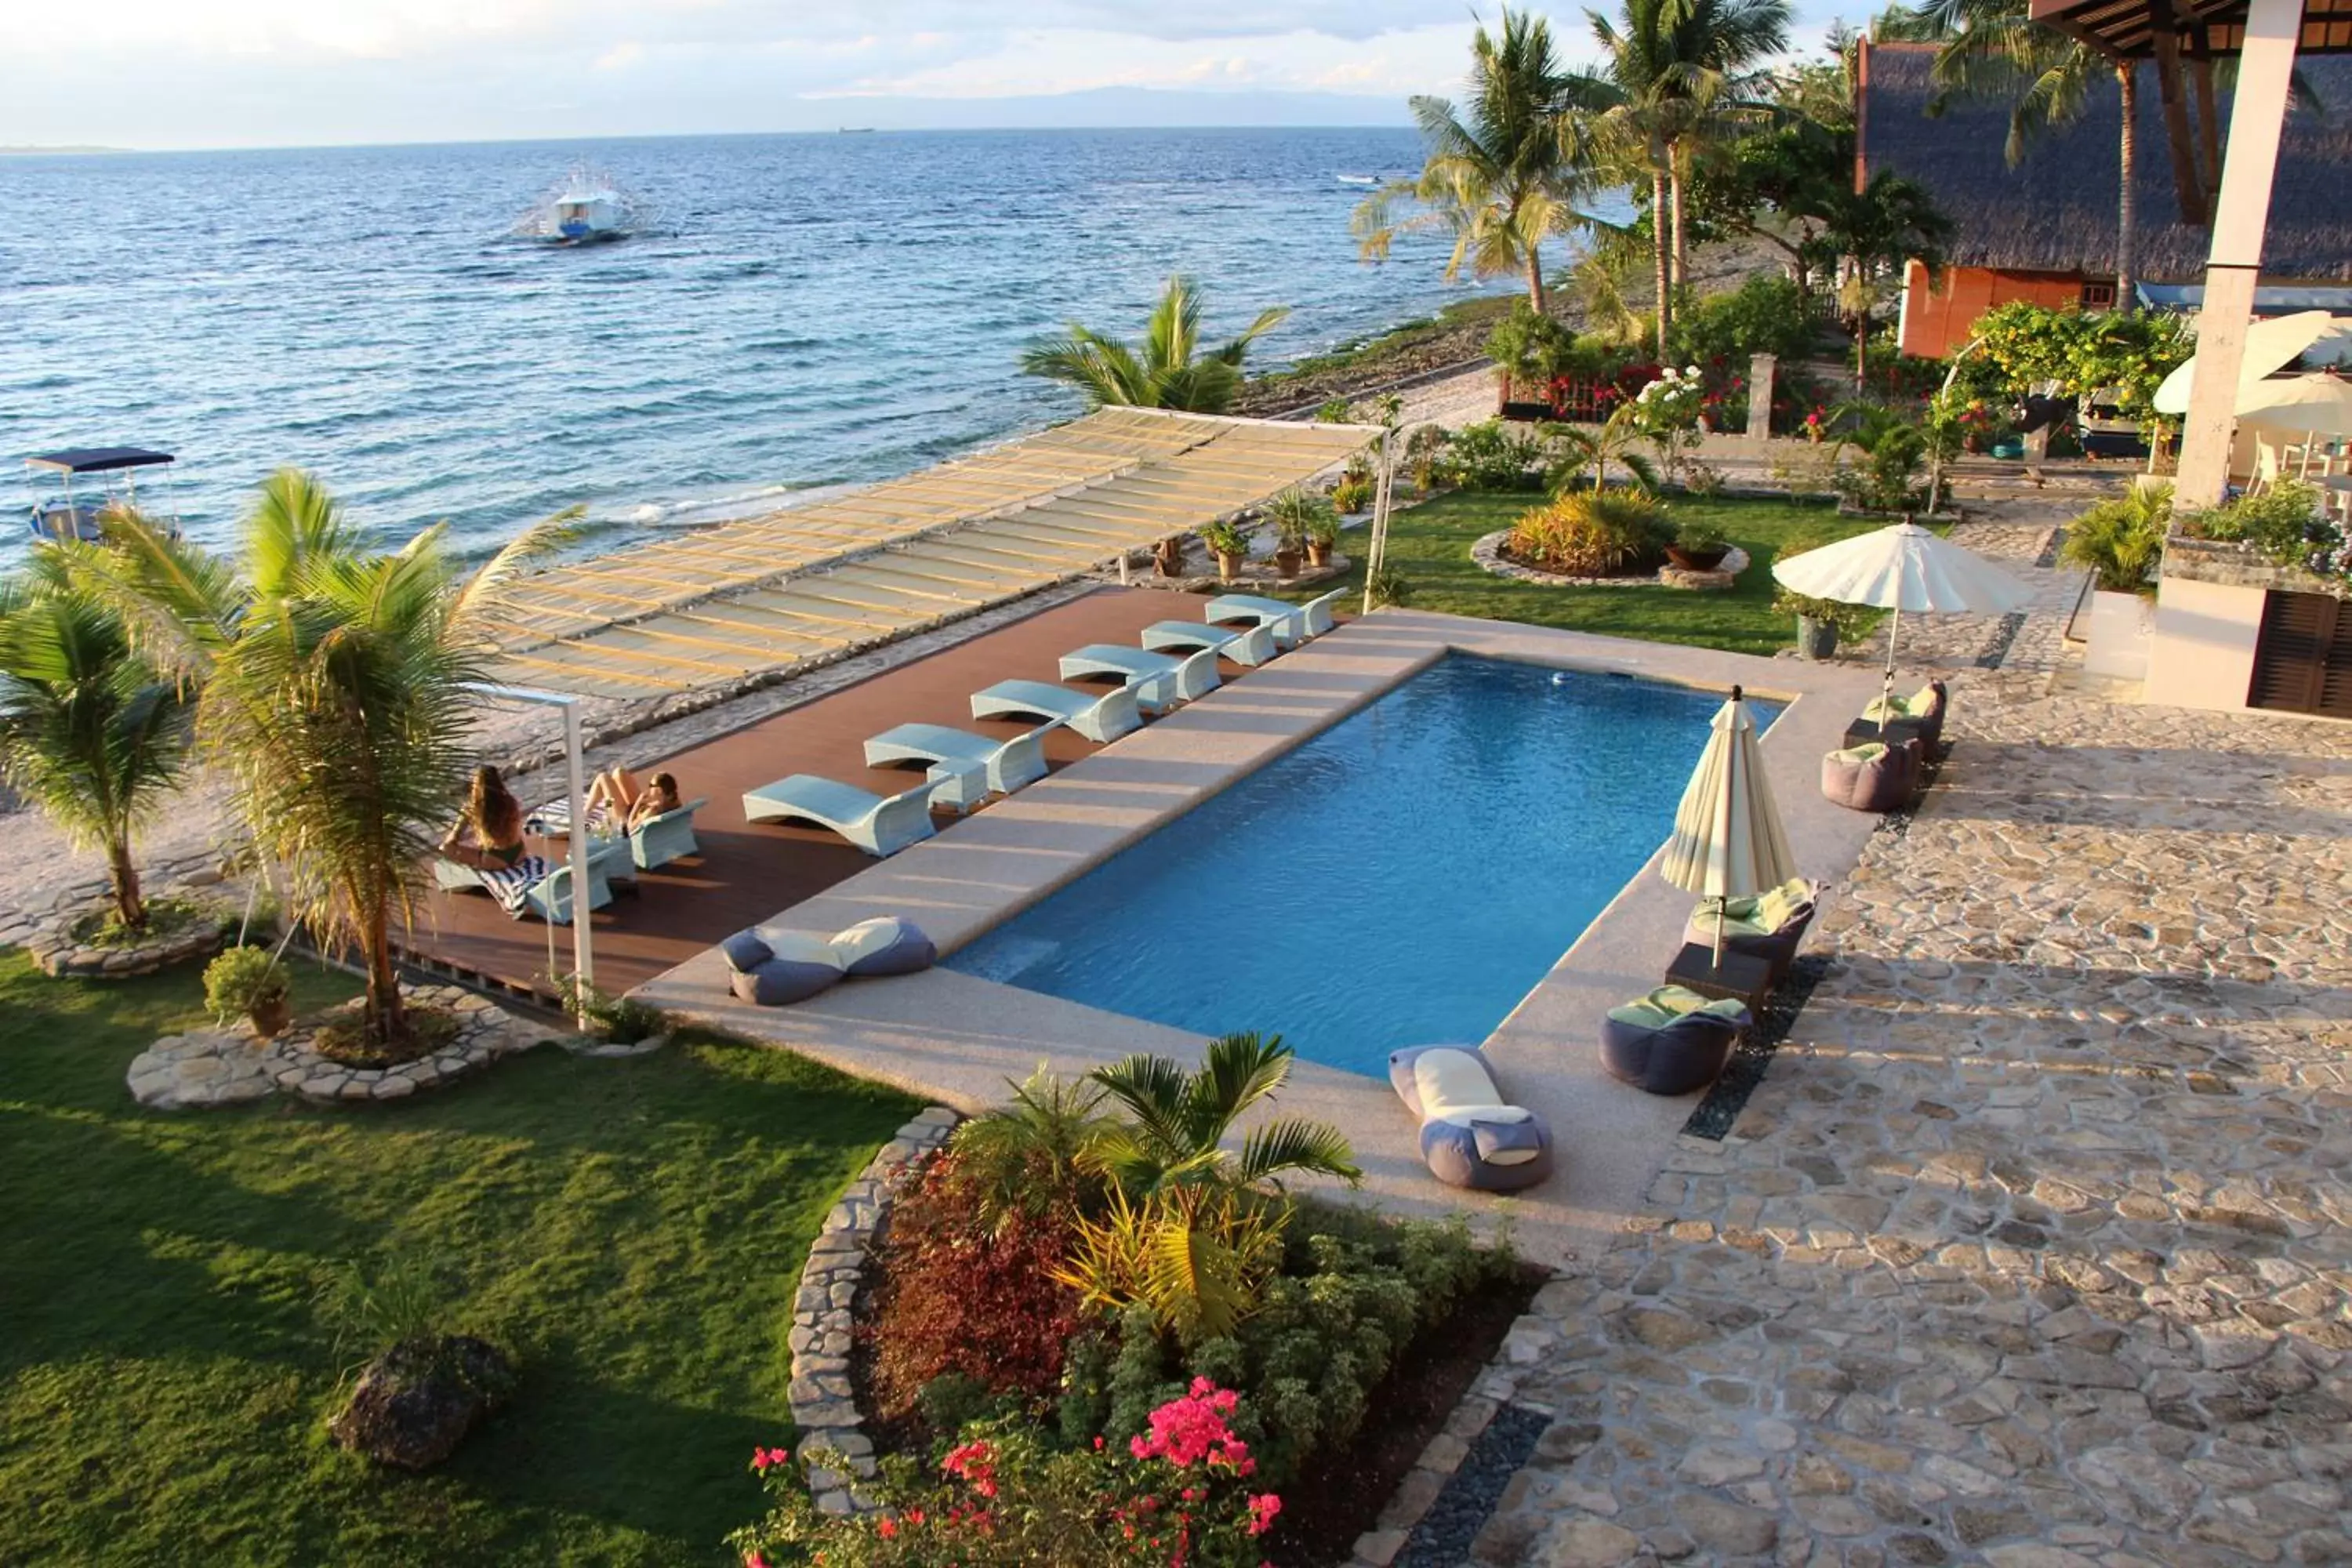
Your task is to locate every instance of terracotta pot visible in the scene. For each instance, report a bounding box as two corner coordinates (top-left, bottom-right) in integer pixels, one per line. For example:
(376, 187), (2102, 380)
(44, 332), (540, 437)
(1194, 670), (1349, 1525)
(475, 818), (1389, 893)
(249, 993), (292, 1040)
(1306, 540), (1333, 568)
(1666, 545), (1730, 572)
(1272, 547), (1305, 578)
(1215, 550), (1244, 583)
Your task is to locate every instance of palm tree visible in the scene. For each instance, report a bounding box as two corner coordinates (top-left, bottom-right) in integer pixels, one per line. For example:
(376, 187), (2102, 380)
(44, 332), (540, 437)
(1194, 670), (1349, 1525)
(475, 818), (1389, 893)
(948, 1065), (1122, 1233)
(1353, 8), (1592, 313)
(1087, 1032), (1362, 1200)
(0, 552), (191, 931)
(80, 470), (572, 1047)
(1020, 275), (1288, 414)
(1582, 0), (1792, 339)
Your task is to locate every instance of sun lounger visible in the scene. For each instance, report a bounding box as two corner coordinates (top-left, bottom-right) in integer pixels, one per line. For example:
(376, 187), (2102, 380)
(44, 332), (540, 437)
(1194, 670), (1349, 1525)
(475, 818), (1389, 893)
(531, 795), (710, 872)
(1138, 619), (1279, 667)
(1204, 586), (1348, 648)
(742, 775), (938, 857)
(434, 854), (612, 924)
(864, 719), (1062, 798)
(1388, 1044), (1555, 1192)
(970, 680), (1142, 744)
(1054, 644), (1221, 713)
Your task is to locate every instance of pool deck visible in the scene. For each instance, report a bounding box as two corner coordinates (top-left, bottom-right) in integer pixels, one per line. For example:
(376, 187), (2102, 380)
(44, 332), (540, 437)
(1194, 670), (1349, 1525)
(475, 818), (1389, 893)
(633, 608), (1892, 1268)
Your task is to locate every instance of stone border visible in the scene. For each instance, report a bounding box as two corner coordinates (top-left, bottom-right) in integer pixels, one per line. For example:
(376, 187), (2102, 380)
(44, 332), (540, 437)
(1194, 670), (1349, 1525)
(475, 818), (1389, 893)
(1472, 530), (1750, 590)
(787, 1104), (961, 1515)
(125, 984), (557, 1109)
(27, 901), (229, 978)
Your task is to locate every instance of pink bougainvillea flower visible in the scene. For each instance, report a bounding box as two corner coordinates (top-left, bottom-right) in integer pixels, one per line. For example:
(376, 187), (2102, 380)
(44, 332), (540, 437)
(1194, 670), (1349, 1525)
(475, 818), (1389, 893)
(1247, 1494), (1283, 1536)
(877, 1517), (898, 1540)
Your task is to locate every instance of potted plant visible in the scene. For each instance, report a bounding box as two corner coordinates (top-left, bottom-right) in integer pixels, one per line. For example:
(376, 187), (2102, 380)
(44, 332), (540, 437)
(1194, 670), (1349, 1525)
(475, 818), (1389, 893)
(205, 945), (292, 1039)
(1199, 519), (1252, 583)
(1305, 509), (1341, 569)
(2062, 482), (2172, 681)
(1266, 488), (1331, 576)
(1152, 535), (1187, 578)
(1665, 519), (1730, 572)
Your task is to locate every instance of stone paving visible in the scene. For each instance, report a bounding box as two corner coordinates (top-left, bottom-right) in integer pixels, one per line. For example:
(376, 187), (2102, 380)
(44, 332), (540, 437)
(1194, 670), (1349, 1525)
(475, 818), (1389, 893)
(1439, 523), (2352, 1564)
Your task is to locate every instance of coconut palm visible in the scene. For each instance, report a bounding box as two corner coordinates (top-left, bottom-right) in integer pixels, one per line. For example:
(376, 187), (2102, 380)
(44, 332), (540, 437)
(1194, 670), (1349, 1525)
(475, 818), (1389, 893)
(1581, 0), (1792, 339)
(78, 470), (573, 1047)
(1087, 1032), (1363, 1200)
(1020, 275), (1288, 414)
(1354, 8), (1593, 313)
(0, 552), (191, 931)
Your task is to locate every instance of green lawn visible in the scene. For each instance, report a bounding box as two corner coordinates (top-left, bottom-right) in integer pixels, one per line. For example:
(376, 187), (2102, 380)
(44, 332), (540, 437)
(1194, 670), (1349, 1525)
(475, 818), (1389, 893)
(0, 949), (920, 1566)
(1301, 490), (1901, 657)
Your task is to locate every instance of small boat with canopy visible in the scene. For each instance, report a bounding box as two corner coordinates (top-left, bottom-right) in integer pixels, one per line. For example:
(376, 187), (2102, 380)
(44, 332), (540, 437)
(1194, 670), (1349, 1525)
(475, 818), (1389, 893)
(24, 447), (181, 543)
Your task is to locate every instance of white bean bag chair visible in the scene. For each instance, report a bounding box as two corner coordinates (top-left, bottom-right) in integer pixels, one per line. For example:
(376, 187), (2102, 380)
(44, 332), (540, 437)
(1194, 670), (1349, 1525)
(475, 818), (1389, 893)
(1388, 1044), (1555, 1192)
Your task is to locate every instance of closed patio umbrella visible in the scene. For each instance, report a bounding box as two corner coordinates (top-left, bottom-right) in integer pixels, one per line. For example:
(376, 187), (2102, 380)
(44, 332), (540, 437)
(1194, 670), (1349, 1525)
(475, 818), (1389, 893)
(1769, 521), (2033, 708)
(1662, 686), (1800, 965)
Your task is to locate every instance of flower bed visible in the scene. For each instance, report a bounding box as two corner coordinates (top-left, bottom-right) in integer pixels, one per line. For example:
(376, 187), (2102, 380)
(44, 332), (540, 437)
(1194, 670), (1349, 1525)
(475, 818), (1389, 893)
(743, 1041), (1539, 1566)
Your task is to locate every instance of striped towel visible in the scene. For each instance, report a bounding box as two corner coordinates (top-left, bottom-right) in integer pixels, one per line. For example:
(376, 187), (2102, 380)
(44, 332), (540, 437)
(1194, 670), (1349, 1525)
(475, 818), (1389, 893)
(476, 855), (552, 916)
(526, 800), (615, 837)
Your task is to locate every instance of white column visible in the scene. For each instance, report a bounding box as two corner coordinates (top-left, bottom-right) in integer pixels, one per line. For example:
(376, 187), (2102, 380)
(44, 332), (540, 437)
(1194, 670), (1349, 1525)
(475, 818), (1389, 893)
(561, 700), (594, 997)
(2172, 0), (2307, 507)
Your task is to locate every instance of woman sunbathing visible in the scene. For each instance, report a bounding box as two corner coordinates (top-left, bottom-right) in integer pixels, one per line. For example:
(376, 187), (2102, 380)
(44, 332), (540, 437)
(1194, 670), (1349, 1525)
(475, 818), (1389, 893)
(441, 766), (529, 872)
(585, 767), (683, 831)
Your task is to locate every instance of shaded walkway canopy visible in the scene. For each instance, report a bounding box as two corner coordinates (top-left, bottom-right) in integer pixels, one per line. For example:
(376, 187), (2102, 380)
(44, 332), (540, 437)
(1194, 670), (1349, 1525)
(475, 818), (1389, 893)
(483, 408), (1377, 699)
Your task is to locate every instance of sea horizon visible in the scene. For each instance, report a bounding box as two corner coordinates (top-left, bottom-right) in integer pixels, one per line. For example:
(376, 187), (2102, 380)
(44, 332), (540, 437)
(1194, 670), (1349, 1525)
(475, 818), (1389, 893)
(4, 126), (1522, 564)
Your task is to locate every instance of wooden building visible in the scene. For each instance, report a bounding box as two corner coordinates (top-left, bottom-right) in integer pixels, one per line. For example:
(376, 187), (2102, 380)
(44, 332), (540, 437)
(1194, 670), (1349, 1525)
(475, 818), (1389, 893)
(1853, 40), (2352, 359)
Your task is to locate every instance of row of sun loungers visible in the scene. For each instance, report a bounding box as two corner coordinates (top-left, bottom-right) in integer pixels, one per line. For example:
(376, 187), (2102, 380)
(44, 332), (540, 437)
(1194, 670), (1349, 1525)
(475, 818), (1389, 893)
(737, 590), (1348, 858)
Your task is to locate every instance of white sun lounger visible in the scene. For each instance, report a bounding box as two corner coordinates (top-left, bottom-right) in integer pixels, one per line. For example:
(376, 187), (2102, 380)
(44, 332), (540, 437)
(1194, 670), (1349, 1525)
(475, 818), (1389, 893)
(742, 775), (938, 857)
(1137, 619), (1279, 667)
(863, 718), (1064, 798)
(1204, 586), (1348, 648)
(970, 680), (1142, 744)
(1055, 645), (1221, 714)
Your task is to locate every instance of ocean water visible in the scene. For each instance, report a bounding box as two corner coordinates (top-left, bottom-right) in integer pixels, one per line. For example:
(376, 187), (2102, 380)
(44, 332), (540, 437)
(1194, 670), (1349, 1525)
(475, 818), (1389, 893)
(2, 129), (1504, 560)
(948, 658), (1779, 1078)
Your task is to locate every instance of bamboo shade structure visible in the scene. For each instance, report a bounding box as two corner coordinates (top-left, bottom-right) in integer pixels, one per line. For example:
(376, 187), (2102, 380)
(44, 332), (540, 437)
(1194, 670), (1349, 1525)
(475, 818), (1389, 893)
(484, 408), (1376, 699)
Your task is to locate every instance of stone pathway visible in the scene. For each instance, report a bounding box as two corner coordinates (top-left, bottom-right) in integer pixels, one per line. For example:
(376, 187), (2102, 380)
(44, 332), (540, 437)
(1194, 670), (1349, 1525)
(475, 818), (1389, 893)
(1433, 592), (2352, 1562)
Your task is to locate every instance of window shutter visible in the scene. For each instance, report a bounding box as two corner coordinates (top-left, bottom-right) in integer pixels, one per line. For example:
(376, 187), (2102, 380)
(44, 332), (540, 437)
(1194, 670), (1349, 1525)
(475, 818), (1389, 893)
(2249, 590), (2345, 716)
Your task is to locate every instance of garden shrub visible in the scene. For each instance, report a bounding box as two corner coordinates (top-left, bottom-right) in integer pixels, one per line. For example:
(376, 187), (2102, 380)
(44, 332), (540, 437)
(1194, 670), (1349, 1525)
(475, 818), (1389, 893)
(1507, 489), (1671, 576)
(2181, 481), (2339, 571)
(863, 1156), (1087, 1428)
(734, 1384), (1282, 1568)
(1666, 274), (1817, 367)
(1770, 526), (1876, 638)
(1439, 420), (1546, 492)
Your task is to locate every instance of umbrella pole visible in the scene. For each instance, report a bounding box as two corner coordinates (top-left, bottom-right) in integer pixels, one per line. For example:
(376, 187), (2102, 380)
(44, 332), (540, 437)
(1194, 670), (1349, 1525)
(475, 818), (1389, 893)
(1882, 603), (1901, 711)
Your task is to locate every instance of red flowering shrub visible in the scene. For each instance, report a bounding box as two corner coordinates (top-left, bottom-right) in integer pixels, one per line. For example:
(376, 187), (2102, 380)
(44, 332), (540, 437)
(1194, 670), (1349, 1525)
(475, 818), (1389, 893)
(730, 1383), (1279, 1568)
(862, 1155), (1084, 1428)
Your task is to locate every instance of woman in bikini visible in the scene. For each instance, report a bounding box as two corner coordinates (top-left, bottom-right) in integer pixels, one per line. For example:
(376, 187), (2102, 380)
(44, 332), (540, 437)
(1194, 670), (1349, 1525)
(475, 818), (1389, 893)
(584, 766), (683, 831)
(441, 765), (529, 872)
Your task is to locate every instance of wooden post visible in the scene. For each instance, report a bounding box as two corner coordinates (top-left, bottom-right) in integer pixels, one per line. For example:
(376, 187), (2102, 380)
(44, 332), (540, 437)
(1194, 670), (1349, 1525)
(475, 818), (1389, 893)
(2174, 0), (2307, 509)
(1747, 354), (1777, 442)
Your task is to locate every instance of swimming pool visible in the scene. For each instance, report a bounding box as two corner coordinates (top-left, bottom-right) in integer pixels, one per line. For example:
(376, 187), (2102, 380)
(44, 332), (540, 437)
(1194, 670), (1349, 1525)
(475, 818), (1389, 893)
(946, 655), (1778, 1078)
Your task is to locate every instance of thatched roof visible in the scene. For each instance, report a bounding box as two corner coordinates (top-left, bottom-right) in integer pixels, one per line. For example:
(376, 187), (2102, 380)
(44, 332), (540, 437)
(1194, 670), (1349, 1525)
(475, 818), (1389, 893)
(1857, 41), (2352, 281)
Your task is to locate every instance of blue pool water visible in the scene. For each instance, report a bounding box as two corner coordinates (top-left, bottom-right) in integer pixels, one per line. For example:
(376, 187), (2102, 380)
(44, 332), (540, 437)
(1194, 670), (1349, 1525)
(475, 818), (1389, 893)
(947, 657), (1779, 1078)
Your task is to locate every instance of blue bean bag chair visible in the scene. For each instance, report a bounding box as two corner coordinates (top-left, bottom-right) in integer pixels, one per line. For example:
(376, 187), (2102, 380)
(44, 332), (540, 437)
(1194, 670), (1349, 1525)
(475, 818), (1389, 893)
(1388, 1045), (1555, 1192)
(1600, 986), (1749, 1096)
(722, 929), (845, 1007)
(827, 916), (936, 978)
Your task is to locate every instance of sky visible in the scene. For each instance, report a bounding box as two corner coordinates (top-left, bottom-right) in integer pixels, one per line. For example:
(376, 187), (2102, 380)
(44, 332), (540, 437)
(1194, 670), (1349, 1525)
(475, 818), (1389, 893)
(1, 1), (1838, 151)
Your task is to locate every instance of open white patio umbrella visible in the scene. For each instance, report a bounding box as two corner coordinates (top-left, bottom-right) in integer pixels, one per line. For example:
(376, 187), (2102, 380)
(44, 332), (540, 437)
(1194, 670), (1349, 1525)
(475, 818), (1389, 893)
(1662, 686), (1800, 966)
(2153, 310), (2349, 416)
(2233, 374), (2352, 477)
(1770, 521), (2034, 707)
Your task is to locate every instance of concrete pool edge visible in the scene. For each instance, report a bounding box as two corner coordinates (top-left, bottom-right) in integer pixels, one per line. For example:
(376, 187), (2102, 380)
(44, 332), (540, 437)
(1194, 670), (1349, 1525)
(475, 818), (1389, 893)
(631, 608), (1890, 1266)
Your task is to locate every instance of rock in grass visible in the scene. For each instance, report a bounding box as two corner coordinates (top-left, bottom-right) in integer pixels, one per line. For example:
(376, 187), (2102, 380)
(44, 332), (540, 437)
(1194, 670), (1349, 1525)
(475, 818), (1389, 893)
(329, 1335), (516, 1469)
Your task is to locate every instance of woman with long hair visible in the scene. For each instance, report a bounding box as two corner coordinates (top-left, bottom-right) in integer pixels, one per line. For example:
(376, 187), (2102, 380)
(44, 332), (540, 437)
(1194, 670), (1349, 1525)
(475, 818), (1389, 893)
(441, 764), (528, 871)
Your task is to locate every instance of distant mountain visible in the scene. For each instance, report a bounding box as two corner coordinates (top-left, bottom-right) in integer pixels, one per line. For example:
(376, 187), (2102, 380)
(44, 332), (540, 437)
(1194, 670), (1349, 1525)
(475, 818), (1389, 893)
(0, 144), (132, 154)
(788, 87), (1414, 132)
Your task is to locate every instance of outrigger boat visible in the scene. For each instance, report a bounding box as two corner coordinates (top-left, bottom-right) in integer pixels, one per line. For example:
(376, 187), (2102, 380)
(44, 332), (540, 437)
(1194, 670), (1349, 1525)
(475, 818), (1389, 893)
(24, 447), (181, 543)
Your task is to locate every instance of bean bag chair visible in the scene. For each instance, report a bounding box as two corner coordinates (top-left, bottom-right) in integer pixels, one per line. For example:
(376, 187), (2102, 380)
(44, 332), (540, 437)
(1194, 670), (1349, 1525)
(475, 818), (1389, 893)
(1683, 879), (1821, 984)
(723, 929), (846, 1007)
(828, 916), (936, 978)
(1820, 738), (1920, 813)
(1388, 1045), (1555, 1192)
(1863, 679), (1948, 752)
(1600, 986), (1750, 1096)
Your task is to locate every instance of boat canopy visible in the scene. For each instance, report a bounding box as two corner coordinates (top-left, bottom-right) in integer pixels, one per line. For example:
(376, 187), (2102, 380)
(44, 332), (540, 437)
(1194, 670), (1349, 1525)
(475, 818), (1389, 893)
(27, 447), (176, 474)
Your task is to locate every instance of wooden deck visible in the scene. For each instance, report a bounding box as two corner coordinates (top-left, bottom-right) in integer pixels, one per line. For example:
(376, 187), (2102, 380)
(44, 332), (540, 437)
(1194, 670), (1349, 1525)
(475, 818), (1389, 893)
(398, 586), (1249, 1000)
